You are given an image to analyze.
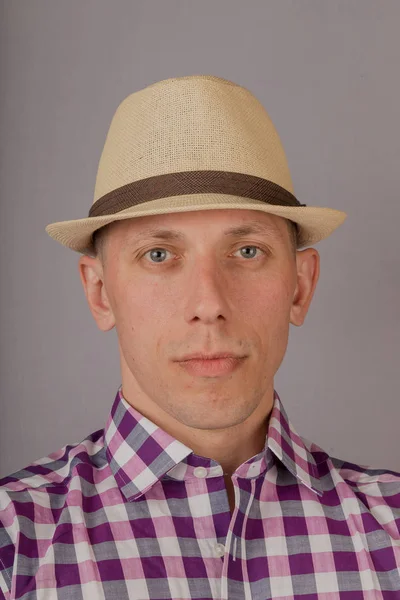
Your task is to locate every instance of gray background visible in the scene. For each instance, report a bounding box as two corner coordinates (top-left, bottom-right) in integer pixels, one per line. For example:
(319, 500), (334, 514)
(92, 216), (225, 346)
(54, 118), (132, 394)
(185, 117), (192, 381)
(1, 0), (399, 477)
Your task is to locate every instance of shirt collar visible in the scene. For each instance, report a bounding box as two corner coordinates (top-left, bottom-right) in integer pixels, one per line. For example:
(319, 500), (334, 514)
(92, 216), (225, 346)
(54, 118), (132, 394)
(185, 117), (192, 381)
(104, 385), (325, 501)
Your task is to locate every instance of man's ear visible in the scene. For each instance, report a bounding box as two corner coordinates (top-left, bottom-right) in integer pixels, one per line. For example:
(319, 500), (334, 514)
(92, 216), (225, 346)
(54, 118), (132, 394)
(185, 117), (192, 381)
(290, 248), (320, 327)
(78, 255), (116, 332)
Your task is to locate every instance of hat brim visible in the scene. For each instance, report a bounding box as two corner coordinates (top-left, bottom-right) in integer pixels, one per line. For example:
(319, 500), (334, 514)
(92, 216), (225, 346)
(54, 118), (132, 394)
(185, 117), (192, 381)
(45, 194), (347, 255)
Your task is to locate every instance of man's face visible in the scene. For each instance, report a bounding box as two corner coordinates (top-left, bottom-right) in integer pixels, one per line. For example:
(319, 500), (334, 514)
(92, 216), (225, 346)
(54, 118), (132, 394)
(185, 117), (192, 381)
(80, 209), (319, 431)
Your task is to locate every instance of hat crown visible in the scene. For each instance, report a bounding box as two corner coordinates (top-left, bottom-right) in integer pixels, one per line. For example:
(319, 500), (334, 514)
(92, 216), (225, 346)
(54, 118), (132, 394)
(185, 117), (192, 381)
(93, 75), (294, 205)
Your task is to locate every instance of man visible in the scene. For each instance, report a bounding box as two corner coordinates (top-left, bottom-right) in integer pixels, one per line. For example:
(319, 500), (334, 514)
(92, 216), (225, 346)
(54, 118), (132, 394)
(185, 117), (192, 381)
(0, 75), (399, 599)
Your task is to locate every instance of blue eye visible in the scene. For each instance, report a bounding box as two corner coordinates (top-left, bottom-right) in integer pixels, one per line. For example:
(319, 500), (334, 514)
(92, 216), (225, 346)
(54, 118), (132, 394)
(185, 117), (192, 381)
(142, 246), (265, 264)
(238, 246), (263, 259)
(145, 248), (171, 263)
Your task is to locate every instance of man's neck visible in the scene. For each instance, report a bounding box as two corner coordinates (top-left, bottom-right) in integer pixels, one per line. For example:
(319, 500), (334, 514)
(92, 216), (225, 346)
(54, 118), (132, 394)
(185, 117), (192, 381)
(185, 409), (271, 475)
(120, 379), (274, 476)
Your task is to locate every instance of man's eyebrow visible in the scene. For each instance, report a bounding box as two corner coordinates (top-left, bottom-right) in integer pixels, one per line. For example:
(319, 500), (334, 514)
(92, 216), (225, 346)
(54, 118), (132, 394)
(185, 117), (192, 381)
(129, 221), (283, 243)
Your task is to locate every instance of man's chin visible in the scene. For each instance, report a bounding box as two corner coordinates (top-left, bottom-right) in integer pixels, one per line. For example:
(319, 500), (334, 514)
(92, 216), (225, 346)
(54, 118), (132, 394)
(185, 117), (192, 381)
(168, 401), (253, 432)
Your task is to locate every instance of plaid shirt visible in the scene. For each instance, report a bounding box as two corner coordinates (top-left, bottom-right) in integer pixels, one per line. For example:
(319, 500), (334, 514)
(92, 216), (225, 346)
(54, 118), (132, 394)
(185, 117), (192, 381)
(1, 386), (399, 600)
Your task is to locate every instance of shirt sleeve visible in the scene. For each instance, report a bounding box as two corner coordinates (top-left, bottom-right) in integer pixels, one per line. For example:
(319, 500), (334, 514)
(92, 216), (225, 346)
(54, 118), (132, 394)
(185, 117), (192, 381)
(0, 493), (15, 599)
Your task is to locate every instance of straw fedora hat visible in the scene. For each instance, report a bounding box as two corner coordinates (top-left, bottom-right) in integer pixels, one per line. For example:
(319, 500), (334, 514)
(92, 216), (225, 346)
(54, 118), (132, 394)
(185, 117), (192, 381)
(45, 74), (347, 255)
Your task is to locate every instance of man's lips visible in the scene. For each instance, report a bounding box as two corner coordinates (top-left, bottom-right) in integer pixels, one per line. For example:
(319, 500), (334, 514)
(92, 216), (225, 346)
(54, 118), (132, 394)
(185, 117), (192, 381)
(177, 352), (245, 361)
(177, 356), (246, 377)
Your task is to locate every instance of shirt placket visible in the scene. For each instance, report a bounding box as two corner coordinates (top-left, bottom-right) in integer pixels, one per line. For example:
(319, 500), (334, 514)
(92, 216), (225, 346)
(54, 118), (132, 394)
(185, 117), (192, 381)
(191, 466), (229, 600)
(220, 476), (257, 600)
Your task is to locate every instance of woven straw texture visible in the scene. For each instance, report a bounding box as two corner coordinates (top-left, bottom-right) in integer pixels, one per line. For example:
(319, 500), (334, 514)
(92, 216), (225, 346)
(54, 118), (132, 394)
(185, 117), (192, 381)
(45, 75), (347, 254)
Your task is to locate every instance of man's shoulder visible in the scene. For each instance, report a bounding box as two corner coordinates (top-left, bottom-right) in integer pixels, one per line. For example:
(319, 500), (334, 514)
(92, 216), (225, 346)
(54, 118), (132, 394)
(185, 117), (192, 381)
(0, 429), (108, 597)
(329, 452), (400, 497)
(304, 436), (400, 516)
(0, 427), (106, 497)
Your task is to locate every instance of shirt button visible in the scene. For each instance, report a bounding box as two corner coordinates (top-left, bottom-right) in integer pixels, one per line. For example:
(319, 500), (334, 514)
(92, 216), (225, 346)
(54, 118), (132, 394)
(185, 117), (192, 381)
(193, 466), (208, 478)
(215, 543), (225, 557)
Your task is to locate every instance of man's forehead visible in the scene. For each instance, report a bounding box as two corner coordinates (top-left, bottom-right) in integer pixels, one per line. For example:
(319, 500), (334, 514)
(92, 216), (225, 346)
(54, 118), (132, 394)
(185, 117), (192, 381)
(112, 210), (288, 241)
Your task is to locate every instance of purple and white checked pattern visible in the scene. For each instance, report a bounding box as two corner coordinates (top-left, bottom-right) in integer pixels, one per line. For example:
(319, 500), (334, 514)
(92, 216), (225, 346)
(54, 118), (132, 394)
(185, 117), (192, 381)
(1, 385), (399, 599)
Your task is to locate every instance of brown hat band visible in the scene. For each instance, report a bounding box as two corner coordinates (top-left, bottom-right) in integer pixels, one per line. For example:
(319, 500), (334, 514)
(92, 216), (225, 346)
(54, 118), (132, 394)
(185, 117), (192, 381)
(88, 170), (306, 218)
